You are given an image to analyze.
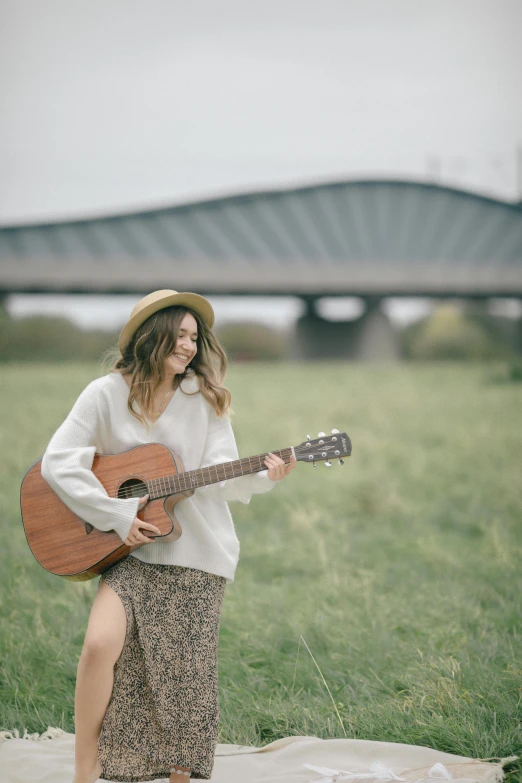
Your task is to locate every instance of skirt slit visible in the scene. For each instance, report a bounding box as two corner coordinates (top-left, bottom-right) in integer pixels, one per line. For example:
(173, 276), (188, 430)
(97, 556), (226, 782)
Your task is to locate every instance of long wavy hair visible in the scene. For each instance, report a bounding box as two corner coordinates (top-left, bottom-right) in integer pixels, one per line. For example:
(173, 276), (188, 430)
(111, 305), (231, 426)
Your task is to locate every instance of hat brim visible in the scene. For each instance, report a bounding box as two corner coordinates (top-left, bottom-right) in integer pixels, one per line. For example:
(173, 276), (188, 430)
(119, 292), (215, 353)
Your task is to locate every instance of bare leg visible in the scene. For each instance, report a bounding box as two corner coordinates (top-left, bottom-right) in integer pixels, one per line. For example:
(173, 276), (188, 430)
(169, 766), (192, 782)
(72, 580), (127, 783)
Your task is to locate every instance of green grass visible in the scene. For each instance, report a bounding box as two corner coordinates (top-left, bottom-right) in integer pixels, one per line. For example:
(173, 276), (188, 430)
(1, 362), (521, 779)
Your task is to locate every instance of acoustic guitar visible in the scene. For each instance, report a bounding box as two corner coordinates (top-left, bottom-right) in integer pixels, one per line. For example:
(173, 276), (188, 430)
(20, 431), (351, 581)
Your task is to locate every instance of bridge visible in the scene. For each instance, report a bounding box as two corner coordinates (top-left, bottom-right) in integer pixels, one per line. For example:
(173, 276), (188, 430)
(2, 179), (521, 357)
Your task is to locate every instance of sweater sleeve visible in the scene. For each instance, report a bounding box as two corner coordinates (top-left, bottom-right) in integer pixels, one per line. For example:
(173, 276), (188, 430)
(40, 381), (140, 542)
(195, 408), (276, 505)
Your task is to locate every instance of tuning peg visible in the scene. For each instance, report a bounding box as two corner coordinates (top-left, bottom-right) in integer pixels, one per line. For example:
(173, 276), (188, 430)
(338, 458), (344, 466)
(331, 428), (339, 434)
(312, 461), (317, 470)
(306, 434), (311, 441)
(318, 432), (326, 437)
(324, 461), (332, 467)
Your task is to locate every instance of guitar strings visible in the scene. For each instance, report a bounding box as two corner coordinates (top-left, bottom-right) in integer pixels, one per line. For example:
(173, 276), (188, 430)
(114, 444), (343, 499)
(115, 444), (344, 499)
(115, 453), (289, 499)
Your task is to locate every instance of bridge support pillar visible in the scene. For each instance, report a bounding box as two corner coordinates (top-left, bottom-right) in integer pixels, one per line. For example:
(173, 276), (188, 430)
(291, 298), (356, 359)
(352, 297), (401, 361)
(0, 293), (8, 320)
(291, 297), (400, 360)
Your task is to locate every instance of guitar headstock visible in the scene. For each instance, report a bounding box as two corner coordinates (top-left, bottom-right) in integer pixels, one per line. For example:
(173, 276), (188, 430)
(293, 430), (352, 468)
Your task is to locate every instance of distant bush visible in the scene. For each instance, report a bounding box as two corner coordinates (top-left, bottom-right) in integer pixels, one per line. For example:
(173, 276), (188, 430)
(468, 309), (522, 355)
(215, 321), (288, 361)
(506, 361), (522, 382)
(0, 315), (118, 362)
(0, 315), (289, 362)
(401, 304), (515, 361)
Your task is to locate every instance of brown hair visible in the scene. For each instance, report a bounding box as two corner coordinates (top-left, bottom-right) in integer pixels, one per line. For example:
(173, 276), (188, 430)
(111, 305), (231, 426)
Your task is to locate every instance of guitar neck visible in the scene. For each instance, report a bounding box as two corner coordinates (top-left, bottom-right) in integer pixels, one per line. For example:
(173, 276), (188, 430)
(147, 447), (293, 500)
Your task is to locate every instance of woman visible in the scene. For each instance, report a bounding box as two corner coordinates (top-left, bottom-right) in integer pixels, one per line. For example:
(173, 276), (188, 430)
(41, 289), (297, 783)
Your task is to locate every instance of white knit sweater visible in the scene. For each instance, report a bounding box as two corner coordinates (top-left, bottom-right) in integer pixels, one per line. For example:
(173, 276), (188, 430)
(41, 370), (275, 582)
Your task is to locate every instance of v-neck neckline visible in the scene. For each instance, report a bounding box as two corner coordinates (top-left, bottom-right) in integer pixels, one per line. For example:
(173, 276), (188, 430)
(113, 372), (183, 427)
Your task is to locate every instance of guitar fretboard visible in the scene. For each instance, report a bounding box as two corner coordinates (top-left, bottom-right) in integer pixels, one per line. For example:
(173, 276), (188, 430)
(146, 448), (292, 500)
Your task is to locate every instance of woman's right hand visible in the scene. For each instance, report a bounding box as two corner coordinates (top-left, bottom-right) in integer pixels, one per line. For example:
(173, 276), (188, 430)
(124, 495), (161, 546)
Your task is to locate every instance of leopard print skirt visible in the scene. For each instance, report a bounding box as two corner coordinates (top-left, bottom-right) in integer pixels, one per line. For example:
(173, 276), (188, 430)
(97, 556), (226, 781)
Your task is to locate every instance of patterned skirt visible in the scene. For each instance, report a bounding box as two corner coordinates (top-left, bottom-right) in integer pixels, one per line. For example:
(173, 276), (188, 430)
(97, 557), (226, 781)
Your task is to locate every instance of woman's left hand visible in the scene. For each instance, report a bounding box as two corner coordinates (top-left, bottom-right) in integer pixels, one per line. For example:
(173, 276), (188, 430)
(264, 452), (297, 482)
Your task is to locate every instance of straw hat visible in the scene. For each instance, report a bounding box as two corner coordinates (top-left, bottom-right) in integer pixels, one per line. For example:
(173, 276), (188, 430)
(119, 289), (215, 352)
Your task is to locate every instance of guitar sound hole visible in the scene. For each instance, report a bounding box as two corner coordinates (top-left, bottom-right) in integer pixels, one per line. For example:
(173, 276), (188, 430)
(118, 478), (148, 500)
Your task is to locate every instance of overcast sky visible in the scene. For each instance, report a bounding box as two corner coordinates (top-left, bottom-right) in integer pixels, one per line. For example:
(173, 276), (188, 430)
(2, 0), (521, 327)
(1, 0), (521, 226)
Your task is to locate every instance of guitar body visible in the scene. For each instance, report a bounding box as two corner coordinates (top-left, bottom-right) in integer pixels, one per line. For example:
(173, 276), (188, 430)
(20, 443), (193, 581)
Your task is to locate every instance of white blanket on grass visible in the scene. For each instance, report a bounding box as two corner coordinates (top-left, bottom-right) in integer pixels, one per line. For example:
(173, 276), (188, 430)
(0, 729), (511, 783)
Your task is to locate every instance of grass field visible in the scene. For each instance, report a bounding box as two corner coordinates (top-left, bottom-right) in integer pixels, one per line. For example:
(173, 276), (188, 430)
(0, 361), (521, 778)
